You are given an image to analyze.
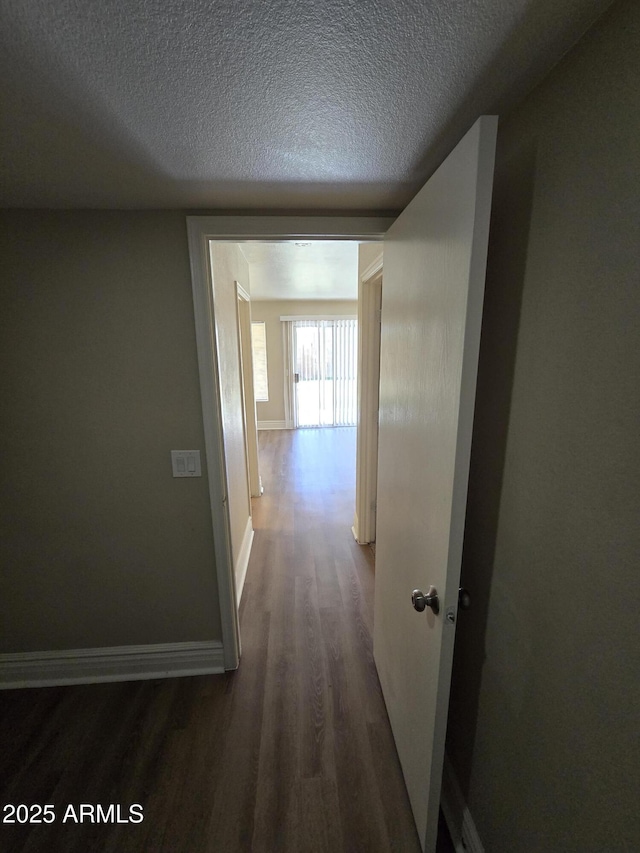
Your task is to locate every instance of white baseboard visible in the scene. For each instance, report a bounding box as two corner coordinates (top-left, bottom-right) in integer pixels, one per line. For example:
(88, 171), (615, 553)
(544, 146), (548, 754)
(0, 640), (225, 690)
(235, 516), (254, 603)
(441, 754), (484, 853)
(351, 512), (360, 543)
(257, 420), (288, 430)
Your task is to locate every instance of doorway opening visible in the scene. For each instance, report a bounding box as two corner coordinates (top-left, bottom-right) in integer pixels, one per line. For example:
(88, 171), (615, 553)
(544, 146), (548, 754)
(186, 216), (390, 671)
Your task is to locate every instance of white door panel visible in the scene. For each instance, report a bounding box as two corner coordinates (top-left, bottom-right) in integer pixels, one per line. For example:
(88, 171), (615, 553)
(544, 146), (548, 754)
(374, 116), (497, 851)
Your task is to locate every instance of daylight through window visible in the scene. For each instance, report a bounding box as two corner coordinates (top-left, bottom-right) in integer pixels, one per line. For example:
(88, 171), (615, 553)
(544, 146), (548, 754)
(251, 321), (269, 402)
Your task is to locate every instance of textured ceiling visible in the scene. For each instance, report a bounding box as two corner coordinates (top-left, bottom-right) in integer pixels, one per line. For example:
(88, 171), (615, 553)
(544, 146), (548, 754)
(240, 241), (360, 300)
(0, 0), (612, 210)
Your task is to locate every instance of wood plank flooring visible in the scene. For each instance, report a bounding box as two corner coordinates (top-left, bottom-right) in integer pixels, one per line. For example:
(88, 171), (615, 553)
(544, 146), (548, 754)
(0, 428), (452, 852)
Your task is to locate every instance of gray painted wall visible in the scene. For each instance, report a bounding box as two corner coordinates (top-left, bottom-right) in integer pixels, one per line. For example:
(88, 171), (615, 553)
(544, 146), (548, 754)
(447, 1), (640, 849)
(0, 211), (221, 652)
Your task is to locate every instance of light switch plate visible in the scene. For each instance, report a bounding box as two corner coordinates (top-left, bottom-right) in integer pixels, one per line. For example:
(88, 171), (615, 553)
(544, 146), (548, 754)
(171, 450), (202, 477)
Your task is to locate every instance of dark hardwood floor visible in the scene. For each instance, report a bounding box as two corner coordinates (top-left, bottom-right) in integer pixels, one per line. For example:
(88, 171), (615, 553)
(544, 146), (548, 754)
(0, 427), (454, 852)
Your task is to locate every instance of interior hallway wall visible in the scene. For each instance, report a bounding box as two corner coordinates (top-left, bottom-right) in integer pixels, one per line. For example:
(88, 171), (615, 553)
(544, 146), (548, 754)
(0, 211), (221, 652)
(447, 1), (640, 849)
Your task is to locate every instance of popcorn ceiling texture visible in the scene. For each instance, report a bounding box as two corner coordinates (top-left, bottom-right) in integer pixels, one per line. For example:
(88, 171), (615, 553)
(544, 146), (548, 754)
(0, 0), (612, 209)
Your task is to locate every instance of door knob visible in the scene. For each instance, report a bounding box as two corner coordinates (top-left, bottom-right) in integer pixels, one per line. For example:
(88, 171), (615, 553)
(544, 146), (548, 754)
(411, 586), (439, 615)
(458, 587), (471, 610)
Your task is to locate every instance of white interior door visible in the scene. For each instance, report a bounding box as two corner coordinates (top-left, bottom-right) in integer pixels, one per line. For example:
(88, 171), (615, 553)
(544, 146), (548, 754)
(373, 116), (497, 851)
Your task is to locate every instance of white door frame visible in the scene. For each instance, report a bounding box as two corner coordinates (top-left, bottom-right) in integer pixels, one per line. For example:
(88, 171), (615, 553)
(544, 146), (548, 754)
(353, 255), (383, 544)
(283, 319), (295, 429)
(186, 217), (392, 670)
(235, 282), (261, 498)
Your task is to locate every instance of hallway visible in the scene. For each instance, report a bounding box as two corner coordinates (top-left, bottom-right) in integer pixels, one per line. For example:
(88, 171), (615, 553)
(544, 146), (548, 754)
(242, 427), (422, 850)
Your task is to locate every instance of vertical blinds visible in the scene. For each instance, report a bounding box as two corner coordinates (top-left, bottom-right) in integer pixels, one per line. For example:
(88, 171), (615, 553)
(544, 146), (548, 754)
(291, 318), (357, 427)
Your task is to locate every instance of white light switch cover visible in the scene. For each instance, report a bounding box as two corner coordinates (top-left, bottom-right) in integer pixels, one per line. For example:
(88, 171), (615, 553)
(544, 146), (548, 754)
(171, 450), (202, 477)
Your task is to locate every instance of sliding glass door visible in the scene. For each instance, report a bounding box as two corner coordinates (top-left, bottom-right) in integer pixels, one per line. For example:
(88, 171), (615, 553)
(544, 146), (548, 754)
(292, 319), (357, 427)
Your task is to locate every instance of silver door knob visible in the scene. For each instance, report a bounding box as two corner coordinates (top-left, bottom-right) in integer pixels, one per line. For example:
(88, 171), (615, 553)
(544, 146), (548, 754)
(411, 586), (439, 615)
